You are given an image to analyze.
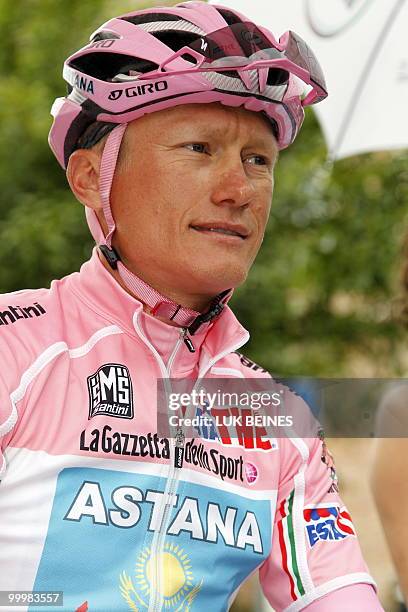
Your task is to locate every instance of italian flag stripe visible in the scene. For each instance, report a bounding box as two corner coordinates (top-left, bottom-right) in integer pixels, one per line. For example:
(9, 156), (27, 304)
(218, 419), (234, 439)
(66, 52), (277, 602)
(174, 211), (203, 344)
(279, 490), (306, 601)
(278, 512), (296, 601)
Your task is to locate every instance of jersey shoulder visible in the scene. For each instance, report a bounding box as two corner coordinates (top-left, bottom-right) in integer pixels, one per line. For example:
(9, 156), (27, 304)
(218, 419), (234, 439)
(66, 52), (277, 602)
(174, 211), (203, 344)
(0, 273), (78, 384)
(0, 286), (50, 396)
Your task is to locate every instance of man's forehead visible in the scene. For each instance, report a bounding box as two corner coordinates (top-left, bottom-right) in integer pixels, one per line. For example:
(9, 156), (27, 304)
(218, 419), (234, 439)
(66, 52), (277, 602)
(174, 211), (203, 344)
(173, 103), (271, 128)
(129, 103), (277, 145)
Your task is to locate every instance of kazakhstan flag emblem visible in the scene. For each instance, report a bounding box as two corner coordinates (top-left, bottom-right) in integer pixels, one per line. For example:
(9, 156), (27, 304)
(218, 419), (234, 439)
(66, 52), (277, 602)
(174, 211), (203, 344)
(120, 542), (203, 610)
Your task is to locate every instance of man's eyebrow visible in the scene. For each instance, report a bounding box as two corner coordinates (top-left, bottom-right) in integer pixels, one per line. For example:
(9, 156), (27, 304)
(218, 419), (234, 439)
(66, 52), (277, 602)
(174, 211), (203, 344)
(243, 135), (278, 150)
(174, 125), (277, 148)
(172, 125), (227, 139)
(242, 135), (280, 160)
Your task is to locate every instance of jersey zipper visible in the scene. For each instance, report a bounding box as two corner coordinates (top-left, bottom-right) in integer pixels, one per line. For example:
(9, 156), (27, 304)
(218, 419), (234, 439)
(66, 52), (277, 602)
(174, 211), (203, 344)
(133, 316), (187, 612)
(132, 312), (248, 611)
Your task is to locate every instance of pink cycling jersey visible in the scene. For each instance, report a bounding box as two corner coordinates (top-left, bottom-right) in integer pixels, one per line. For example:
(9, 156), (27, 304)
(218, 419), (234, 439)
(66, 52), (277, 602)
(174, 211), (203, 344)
(0, 249), (379, 611)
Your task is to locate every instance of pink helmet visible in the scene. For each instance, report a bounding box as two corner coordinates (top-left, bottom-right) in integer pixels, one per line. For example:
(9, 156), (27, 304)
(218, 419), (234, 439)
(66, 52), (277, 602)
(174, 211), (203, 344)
(48, 1), (328, 329)
(49, 1), (327, 169)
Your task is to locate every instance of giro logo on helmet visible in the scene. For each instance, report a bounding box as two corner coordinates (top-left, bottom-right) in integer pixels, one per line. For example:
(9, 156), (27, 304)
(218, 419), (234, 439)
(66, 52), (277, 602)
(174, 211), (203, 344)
(108, 90), (122, 101)
(108, 80), (169, 101)
(88, 39), (116, 49)
(306, 0), (374, 37)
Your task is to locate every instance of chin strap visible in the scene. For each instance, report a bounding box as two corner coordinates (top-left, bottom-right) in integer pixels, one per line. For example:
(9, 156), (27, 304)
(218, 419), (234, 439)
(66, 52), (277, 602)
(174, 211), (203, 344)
(91, 125), (232, 333)
(99, 244), (232, 331)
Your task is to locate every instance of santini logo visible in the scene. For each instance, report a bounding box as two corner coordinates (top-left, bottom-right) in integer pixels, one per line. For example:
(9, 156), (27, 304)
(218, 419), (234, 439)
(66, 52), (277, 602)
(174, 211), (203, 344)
(306, 0), (374, 36)
(108, 80), (168, 101)
(0, 303), (46, 326)
(87, 363), (134, 420)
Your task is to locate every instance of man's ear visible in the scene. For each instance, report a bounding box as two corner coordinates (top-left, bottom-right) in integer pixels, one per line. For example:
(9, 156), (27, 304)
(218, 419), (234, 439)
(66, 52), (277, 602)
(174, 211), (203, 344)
(66, 149), (102, 211)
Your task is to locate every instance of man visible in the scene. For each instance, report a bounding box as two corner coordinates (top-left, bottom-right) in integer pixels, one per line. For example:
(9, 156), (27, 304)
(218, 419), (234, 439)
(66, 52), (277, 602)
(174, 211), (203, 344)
(0, 2), (382, 610)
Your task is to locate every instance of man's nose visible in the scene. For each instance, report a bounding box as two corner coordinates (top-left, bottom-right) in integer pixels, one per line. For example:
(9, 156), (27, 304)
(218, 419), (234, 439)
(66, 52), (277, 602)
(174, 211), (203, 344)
(210, 163), (255, 208)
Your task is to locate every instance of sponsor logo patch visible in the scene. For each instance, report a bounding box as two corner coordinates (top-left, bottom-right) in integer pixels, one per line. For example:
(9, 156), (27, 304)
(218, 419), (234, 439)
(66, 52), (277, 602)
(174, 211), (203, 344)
(183, 438), (244, 482)
(87, 363), (134, 420)
(207, 407), (279, 452)
(244, 462), (259, 485)
(235, 352), (268, 373)
(65, 480), (264, 554)
(304, 504), (356, 547)
(88, 39), (115, 49)
(0, 303), (46, 326)
(74, 74), (94, 94)
(80, 427), (169, 459)
(108, 80), (168, 101)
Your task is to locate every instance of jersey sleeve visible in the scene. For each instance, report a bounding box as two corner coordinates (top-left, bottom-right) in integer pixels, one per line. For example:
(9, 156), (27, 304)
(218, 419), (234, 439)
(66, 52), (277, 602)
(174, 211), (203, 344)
(302, 584), (383, 611)
(259, 433), (377, 611)
(0, 341), (19, 479)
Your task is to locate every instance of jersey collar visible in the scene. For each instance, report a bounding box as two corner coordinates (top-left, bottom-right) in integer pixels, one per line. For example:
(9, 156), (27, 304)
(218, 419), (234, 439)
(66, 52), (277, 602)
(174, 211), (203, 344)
(68, 248), (250, 362)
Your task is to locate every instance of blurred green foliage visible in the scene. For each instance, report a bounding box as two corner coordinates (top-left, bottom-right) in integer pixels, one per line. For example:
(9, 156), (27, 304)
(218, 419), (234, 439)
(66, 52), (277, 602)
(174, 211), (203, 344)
(0, 0), (407, 377)
(239, 133), (408, 376)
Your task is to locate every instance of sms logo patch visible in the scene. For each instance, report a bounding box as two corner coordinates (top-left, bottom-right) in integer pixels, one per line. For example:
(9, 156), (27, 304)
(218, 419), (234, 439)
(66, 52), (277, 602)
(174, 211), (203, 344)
(87, 363), (134, 420)
(304, 504), (356, 547)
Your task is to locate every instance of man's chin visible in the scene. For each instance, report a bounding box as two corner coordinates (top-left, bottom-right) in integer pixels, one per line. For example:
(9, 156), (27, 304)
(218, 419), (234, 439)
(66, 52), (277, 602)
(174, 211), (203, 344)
(187, 268), (248, 300)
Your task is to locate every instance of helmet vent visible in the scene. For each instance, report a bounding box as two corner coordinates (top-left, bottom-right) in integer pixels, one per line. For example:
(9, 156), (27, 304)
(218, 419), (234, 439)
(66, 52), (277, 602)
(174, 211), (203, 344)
(180, 52), (199, 65)
(153, 30), (200, 51)
(217, 9), (243, 26)
(70, 54), (159, 81)
(136, 20), (204, 36)
(91, 31), (120, 43)
(268, 69), (289, 86)
(120, 13), (180, 25)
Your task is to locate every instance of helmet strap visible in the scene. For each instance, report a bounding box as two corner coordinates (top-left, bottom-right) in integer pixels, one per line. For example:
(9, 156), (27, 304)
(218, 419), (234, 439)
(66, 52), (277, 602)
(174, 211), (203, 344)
(99, 123), (127, 247)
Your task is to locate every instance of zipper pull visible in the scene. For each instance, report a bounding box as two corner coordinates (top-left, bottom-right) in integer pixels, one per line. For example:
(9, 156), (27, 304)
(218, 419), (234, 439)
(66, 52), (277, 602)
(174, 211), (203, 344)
(181, 328), (195, 353)
(175, 427), (185, 448)
(174, 427), (185, 469)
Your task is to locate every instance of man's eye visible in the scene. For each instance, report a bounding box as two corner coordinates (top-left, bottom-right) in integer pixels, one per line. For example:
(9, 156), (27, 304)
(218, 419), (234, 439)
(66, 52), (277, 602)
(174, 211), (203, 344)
(246, 155), (268, 166)
(185, 143), (207, 153)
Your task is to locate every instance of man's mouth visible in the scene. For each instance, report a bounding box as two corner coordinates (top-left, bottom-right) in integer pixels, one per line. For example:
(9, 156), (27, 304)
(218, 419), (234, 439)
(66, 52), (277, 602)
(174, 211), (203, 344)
(190, 224), (248, 240)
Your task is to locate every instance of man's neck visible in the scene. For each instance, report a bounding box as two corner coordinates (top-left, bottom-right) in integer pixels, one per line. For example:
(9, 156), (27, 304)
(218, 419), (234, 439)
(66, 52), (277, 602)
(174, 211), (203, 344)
(97, 248), (210, 326)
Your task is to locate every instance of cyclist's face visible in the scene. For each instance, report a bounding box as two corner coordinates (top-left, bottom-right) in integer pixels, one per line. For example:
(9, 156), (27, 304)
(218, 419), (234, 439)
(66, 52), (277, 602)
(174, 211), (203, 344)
(110, 103), (278, 310)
